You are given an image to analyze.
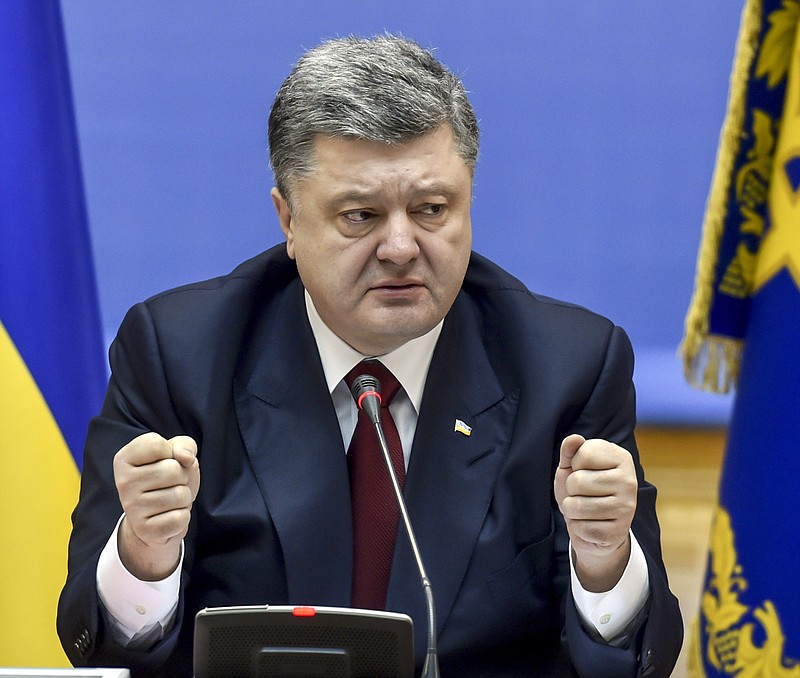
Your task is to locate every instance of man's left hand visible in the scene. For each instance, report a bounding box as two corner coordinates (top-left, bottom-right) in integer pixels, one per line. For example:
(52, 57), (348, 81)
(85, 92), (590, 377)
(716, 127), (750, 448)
(554, 434), (638, 592)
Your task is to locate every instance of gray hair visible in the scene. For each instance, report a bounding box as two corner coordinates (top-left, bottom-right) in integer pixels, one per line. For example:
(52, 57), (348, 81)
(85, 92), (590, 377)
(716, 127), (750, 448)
(268, 34), (479, 207)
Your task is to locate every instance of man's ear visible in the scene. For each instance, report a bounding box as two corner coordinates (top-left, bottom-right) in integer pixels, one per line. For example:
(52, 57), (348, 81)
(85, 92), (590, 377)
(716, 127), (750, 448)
(271, 187), (296, 259)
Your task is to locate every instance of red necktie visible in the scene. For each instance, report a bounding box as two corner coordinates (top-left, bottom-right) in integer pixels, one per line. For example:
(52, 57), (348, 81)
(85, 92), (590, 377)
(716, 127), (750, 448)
(345, 360), (405, 610)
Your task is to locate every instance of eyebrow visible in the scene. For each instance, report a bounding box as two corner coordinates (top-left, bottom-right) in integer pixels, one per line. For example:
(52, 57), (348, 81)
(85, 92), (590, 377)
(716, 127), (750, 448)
(328, 182), (463, 207)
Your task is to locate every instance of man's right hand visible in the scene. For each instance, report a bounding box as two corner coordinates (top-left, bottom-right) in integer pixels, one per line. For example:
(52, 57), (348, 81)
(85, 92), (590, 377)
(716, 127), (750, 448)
(113, 432), (201, 581)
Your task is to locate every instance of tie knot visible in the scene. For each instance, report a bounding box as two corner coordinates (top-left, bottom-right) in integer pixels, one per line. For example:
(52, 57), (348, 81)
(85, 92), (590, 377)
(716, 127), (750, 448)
(345, 360), (401, 405)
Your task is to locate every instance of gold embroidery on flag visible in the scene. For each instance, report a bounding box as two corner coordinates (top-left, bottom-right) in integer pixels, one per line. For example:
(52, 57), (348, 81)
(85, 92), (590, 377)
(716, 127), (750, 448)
(696, 506), (800, 676)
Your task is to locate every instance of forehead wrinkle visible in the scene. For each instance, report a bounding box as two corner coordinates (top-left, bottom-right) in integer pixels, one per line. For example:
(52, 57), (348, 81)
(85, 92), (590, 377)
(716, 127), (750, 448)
(300, 129), (473, 209)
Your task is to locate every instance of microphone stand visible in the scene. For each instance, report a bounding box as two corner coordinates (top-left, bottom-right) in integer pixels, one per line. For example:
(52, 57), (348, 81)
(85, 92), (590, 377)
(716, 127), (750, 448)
(354, 378), (440, 678)
(370, 419), (440, 678)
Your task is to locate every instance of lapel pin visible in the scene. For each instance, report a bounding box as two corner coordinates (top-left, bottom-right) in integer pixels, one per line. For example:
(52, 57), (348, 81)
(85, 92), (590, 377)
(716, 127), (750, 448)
(454, 419), (472, 436)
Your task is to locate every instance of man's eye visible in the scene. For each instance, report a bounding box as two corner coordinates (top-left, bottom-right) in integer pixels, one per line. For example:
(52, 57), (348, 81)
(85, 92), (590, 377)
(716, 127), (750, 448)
(419, 203), (445, 216)
(342, 210), (374, 223)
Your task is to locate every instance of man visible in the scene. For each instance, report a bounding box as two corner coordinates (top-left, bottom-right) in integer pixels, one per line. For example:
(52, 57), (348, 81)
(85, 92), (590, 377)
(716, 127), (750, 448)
(58, 35), (682, 676)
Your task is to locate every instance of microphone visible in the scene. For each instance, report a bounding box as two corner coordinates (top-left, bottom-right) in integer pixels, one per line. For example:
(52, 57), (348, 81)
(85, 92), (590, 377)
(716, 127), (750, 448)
(349, 374), (440, 678)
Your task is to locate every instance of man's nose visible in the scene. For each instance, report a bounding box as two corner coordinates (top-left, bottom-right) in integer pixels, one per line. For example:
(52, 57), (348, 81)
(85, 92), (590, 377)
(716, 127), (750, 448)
(376, 212), (420, 265)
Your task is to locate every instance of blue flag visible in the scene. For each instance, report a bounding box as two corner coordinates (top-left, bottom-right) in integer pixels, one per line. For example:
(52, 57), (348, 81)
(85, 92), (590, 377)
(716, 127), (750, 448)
(683, 0), (800, 674)
(0, 0), (107, 666)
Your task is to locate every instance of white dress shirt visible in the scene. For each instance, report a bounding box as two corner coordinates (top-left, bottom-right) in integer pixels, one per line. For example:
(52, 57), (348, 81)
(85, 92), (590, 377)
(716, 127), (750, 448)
(97, 290), (649, 646)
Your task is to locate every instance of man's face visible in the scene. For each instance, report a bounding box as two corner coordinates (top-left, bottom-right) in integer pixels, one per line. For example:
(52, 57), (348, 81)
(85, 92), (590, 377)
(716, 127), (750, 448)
(272, 126), (473, 356)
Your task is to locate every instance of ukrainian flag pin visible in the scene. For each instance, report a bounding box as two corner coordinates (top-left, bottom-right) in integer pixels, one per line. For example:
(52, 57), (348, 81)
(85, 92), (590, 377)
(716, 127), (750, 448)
(454, 419), (472, 436)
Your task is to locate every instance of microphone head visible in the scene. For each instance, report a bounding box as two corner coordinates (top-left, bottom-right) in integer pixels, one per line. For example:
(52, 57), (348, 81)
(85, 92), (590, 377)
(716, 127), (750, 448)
(349, 373), (381, 406)
(349, 373), (382, 422)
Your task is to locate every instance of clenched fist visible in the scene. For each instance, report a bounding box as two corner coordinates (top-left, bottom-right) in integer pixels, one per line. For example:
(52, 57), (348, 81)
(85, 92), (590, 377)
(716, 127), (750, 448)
(554, 434), (637, 592)
(113, 432), (201, 581)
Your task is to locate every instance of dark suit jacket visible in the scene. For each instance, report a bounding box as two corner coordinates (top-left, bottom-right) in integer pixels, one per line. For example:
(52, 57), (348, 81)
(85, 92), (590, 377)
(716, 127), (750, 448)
(58, 245), (682, 677)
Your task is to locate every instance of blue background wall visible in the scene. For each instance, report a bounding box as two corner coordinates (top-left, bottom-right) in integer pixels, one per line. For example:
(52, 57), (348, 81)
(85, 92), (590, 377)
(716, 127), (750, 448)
(60, 1), (740, 424)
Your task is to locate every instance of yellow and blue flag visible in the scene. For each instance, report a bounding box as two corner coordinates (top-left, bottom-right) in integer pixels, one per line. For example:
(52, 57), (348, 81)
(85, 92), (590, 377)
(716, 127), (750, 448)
(0, 0), (106, 667)
(682, 0), (800, 675)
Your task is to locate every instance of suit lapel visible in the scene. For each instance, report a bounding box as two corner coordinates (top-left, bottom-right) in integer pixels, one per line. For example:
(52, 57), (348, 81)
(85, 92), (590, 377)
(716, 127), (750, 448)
(233, 279), (353, 605)
(386, 292), (520, 645)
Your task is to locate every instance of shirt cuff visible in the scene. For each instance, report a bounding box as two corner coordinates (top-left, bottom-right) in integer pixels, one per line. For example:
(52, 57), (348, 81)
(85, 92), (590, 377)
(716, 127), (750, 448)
(569, 531), (650, 642)
(96, 515), (183, 640)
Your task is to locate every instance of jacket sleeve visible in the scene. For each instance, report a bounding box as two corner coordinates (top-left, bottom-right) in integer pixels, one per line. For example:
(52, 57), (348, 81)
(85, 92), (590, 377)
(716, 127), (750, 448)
(57, 301), (191, 676)
(562, 326), (683, 678)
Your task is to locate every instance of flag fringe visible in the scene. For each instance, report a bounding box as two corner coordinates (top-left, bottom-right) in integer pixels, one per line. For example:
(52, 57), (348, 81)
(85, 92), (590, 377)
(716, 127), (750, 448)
(680, 0), (763, 393)
(682, 333), (743, 393)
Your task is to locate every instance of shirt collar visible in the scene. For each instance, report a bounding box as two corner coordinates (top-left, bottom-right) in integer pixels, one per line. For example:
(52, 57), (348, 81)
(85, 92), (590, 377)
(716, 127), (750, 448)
(304, 289), (442, 413)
